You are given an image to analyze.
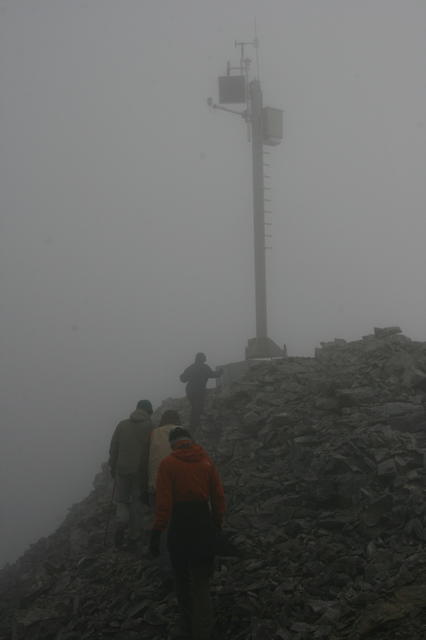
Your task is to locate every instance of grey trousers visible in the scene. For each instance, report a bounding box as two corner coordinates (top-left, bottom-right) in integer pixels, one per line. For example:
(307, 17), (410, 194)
(115, 473), (147, 540)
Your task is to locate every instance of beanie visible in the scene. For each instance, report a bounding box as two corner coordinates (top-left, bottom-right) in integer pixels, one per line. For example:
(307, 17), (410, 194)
(137, 399), (153, 415)
(169, 426), (192, 443)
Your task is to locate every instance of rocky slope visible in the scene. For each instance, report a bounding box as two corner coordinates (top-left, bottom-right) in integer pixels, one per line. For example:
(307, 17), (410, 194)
(2, 327), (426, 640)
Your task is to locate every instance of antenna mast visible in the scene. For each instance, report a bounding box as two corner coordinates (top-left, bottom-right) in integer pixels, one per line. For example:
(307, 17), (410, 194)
(209, 35), (284, 358)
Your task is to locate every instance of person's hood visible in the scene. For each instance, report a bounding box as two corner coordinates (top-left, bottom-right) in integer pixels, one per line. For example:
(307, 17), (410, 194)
(171, 442), (207, 463)
(129, 408), (151, 422)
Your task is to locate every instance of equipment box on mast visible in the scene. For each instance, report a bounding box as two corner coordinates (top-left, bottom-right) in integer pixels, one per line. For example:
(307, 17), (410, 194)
(218, 76), (246, 104)
(263, 107), (283, 146)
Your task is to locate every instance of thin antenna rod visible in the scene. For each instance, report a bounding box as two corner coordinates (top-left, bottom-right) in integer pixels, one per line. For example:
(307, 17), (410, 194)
(254, 18), (260, 80)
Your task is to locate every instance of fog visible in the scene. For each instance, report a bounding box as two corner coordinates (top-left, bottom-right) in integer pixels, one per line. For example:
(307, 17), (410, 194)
(0, 0), (425, 567)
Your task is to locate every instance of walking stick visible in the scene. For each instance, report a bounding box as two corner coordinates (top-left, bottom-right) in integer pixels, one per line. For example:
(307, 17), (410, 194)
(103, 481), (116, 547)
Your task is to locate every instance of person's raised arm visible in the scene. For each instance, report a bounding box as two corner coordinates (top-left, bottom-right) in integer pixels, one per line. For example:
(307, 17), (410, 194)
(207, 366), (224, 380)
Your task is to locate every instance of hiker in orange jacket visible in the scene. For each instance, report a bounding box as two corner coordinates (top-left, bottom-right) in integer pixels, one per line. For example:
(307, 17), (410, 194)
(149, 427), (225, 640)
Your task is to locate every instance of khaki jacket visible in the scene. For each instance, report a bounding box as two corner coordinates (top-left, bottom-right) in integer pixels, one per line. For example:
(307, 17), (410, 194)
(148, 423), (175, 491)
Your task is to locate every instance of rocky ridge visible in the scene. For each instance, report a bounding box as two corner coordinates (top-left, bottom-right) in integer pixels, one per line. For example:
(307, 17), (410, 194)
(2, 327), (426, 639)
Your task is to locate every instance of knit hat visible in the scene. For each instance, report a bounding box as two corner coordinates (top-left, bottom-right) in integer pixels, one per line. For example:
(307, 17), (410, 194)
(159, 410), (181, 427)
(137, 399), (153, 415)
(169, 426), (192, 443)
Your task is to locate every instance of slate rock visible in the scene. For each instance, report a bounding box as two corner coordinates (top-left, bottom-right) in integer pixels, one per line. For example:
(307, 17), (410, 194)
(3, 328), (426, 639)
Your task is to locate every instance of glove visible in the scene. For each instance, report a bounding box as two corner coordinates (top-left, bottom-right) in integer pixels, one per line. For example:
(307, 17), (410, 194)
(149, 529), (161, 557)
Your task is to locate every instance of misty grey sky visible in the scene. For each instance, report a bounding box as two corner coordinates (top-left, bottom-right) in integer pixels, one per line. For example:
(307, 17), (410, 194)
(1, 0), (425, 566)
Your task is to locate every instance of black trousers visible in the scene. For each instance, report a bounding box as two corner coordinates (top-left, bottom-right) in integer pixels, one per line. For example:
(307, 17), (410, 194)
(170, 550), (214, 640)
(187, 390), (206, 432)
(168, 503), (216, 640)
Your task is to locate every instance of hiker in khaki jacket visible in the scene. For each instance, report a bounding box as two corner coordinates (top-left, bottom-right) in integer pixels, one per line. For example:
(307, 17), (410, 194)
(109, 399), (154, 548)
(148, 410), (182, 495)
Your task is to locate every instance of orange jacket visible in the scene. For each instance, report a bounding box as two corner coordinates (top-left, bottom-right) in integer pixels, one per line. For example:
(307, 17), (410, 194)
(153, 441), (225, 531)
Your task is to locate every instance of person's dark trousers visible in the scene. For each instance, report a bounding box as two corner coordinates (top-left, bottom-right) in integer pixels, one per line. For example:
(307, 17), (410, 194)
(187, 391), (205, 433)
(171, 553), (214, 640)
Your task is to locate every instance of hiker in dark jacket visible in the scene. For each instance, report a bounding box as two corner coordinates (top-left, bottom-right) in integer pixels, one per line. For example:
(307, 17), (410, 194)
(149, 427), (225, 640)
(179, 353), (223, 431)
(109, 399), (154, 548)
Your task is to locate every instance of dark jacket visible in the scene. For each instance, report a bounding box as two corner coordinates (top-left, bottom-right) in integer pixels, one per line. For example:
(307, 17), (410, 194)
(180, 362), (221, 396)
(109, 408), (153, 493)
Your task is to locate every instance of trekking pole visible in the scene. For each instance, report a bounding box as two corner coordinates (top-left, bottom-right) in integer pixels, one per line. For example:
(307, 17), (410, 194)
(103, 481), (116, 547)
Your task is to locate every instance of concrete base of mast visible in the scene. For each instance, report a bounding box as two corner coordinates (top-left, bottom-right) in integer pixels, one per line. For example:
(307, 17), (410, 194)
(245, 336), (286, 360)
